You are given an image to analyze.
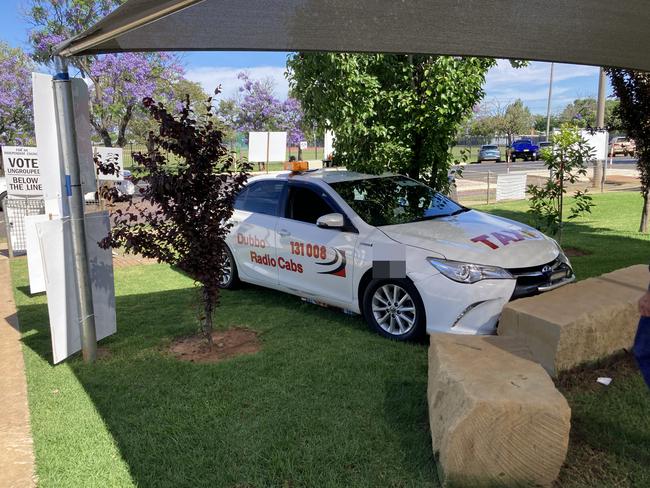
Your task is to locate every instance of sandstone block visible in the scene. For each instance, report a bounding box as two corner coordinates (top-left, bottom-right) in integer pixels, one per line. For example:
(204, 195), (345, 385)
(428, 334), (570, 487)
(499, 265), (646, 376)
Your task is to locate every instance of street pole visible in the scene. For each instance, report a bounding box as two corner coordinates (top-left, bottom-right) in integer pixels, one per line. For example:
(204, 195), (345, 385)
(545, 63), (555, 140)
(594, 67), (606, 191)
(53, 56), (97, 363)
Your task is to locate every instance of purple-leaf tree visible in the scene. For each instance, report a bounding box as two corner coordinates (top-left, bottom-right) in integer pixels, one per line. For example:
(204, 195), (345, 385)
(0, 42), (34, 147)
(99, 91), (251, 343)
(27, 0), (184, 147)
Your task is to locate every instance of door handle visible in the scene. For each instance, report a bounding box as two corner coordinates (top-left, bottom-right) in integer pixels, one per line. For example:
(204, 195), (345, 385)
(278, 229), (291, 237)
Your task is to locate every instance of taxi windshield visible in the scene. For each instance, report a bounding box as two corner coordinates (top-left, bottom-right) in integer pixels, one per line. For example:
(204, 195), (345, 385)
(329, 176), (466, 227)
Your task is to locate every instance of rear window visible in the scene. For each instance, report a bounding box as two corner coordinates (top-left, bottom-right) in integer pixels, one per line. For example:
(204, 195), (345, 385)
(234, 180), (285, 216)
(482, 145), (498, 150)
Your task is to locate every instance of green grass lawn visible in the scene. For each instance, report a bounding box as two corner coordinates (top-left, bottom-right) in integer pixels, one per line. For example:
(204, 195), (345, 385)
(11, 191), (650, 488)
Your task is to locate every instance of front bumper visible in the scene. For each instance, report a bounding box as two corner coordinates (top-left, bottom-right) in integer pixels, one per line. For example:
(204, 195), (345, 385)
(415, 273), (516, 336)
(414, 258), (574, 336)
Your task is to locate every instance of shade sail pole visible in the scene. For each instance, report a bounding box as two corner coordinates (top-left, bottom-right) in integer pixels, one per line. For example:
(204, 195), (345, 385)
(53, 56), (98, 363)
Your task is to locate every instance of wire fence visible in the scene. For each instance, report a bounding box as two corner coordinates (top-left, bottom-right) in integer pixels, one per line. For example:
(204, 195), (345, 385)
(2, 197), (46, 257)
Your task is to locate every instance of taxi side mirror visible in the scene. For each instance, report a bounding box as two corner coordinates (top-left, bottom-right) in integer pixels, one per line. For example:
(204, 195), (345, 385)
(316, 213), (344, 229)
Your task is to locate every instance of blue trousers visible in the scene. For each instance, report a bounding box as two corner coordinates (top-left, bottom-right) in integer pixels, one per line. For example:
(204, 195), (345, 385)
(634, 316), (650, 388)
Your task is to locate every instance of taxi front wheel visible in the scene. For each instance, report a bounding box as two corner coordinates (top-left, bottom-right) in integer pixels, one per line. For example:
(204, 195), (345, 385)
(362, 279), (426, 341)
(219, 246), (240, 289)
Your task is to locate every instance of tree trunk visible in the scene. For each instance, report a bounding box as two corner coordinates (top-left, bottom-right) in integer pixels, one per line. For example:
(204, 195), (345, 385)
(409, 132), (424, 180)
(201, 286), (217, 347)
(408, 55), (424, 181)
(146, 131), (155, 155)
(91, 119), (113, 147)
(640, 191), (649, 233)
(116, 105), (134, 148)
(99, 128), (112, 147)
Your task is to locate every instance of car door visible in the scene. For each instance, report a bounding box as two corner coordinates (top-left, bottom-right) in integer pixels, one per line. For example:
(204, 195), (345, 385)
(275, 182), (358, 307)
(227, 179), (286, 286)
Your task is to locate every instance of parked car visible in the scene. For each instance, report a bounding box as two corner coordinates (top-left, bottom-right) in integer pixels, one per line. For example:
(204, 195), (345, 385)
(221, 169), (574, 341)
(538, 141), (553, 157)
(477, 145), (501, 163)
(509, 139), (539, 161)
(609, 136), (636, 157)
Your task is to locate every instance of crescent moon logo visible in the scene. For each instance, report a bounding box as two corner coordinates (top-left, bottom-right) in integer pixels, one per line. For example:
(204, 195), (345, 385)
(316, 248), (347, 278)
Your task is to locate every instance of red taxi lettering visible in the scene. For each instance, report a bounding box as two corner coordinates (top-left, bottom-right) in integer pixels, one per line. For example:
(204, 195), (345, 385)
(492, 231), (525, 246)
(471, 229), (541, 250)
(470, 234), (499, 250)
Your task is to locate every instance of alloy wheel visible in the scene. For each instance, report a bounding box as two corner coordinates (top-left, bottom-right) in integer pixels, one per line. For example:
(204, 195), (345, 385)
(371, 284), (417, 336)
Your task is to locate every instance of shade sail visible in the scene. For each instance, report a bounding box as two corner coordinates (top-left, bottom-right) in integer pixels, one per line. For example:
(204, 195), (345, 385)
(57, 0), (650, 70)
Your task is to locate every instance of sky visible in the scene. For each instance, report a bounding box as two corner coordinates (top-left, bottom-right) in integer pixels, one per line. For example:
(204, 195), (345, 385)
(3, 0), (609, 115)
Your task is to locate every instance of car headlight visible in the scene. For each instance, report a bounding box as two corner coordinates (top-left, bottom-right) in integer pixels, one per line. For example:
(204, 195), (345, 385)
(427, 258), (513, 284)
(551, 240), (572, 267)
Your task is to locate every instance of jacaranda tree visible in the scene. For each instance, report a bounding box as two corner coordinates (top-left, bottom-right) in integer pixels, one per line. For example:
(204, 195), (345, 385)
(0, 42), (34, 146)
(100, 90), (250, 343)
(220, 72), (304, 146)
(27, 0), (184, 147)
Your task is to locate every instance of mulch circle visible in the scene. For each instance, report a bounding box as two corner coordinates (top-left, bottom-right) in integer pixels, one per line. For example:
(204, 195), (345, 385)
(169, 327), (261, 364)
(563, 247), (592, 258)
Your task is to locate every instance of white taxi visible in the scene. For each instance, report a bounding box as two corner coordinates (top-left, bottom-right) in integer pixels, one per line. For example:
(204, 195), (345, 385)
(222, 169), (574, 340)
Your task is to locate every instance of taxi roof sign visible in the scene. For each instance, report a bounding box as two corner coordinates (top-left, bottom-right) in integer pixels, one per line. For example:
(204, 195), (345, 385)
(284, 160), (309, 172)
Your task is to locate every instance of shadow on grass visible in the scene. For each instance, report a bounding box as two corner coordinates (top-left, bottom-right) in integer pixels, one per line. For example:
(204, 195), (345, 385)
(19, 283), (438, 488)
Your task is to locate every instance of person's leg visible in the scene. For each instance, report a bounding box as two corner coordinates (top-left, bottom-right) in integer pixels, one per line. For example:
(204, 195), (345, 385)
(633, 316), (650, 387)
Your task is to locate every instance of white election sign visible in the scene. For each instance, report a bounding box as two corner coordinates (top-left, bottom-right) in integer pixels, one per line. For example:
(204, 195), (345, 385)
(248, 131), (287, 162)
(94, 146), (124, 181)
(36, 211), (116, 364)
(32, 72), (97, 216)
(324, 130), (336, 159)
(25, 214), (49, 294)
(580, 129), (608, 161)
(496, 173), (528, 201)
(2, 146), (42, 196)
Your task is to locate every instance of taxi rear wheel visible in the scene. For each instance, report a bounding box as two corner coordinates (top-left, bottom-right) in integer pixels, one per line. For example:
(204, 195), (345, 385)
(362, 279), (425, 341)
(219, 246), (239, 289)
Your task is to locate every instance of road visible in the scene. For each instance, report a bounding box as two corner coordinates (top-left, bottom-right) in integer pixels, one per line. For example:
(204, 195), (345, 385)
(456, 156), (638, 178)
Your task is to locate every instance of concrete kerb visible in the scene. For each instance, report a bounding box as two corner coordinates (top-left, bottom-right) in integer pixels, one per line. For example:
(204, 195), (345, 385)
(498, 265), (647, 376)
(0, 245), (36, 487)
(427, 334), (570, 487)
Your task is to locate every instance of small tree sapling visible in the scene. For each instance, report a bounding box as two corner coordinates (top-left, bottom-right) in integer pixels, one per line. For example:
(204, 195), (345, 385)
(100, 90), (250, 344)
(527, 124), (595, 242)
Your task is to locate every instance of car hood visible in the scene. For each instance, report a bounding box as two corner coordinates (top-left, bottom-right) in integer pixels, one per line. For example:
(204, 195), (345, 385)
(379, 210), (559, 268)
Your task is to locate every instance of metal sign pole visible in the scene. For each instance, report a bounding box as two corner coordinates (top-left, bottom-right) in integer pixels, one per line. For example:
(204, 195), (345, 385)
(52, 56), (97, 363)
(266, 131), (270, 174)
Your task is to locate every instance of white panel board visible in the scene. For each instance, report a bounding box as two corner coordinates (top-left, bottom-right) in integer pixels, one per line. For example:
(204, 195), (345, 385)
(37, 211), (116, 364)
(32, 72), (65, 217)
(248, 132), (268, 163)
(71, 78), (98, 194)
(93, 146), (124, 181)
(580, 129), (608, 161)
(324, 130), (336, 160)
(32, 74), (97, 216)
(268, 132), (287, 162)
(496, 173), (528, 201)
(25, 214), (49, 294)
(1, 146), (42, 197)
